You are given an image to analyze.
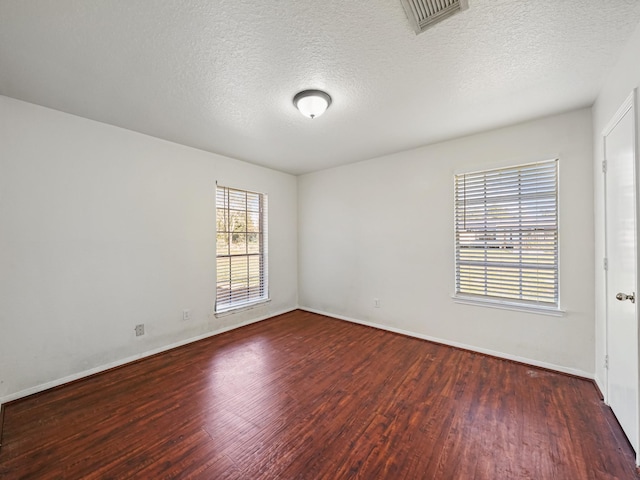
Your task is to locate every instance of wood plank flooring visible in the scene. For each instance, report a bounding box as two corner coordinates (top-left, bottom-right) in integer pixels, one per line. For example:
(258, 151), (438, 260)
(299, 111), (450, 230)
(0, 310), (638, 479)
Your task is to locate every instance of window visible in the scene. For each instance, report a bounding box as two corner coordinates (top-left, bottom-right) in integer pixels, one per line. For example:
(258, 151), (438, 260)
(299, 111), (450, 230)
(454, 159), (558, 309)
(216, 185), (268, 313)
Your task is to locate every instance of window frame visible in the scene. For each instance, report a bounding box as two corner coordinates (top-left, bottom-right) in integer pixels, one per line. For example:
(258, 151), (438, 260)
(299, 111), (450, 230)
(215, 184), (269, 314)
(452, 159), (561, 315)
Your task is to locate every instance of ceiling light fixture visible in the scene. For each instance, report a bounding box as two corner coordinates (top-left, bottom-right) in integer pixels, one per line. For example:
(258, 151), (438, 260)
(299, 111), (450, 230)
(293, 89), (332, 119)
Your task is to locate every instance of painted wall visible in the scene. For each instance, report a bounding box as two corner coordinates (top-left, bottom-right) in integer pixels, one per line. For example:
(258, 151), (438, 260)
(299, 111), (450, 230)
(0, 96), (298, 404)
(298, 108), (594, 376)
(593, 21), (640, 393)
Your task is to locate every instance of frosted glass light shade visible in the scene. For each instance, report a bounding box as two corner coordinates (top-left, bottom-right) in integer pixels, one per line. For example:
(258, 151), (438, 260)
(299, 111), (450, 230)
(293, 90), (332, 119)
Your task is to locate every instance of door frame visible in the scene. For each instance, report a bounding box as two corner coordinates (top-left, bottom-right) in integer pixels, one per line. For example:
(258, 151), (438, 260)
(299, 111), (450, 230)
(603, 88), (640, 463)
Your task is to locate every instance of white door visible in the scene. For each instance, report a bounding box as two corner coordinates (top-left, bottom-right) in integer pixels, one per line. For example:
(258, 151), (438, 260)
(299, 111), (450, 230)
(605, 91), (639, 458)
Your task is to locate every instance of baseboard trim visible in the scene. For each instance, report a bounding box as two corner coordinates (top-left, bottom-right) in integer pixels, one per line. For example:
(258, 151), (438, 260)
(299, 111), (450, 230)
(592, 378), (605, 401)
(0, 402), (5, 450)
(0, 307), (297, 410)
(300, 307), (594, 380)
(593, 374), (610, 404)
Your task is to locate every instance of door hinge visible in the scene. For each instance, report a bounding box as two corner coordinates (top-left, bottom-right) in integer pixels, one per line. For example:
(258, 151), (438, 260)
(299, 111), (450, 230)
(604, 355), (609, 369)
(603, 257), (608, 270)
(602, 160), (607, 173)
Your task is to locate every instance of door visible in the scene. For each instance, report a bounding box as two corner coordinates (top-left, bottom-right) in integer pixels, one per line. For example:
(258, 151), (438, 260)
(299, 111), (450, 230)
(605, 90), (639, 459)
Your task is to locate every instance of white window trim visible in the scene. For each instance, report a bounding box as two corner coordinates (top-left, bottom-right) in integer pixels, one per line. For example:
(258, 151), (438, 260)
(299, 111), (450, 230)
(453, 159), (560, 312)
(215, 184), (269, 314)
(451, 293), (565, 316)
(214, 298), (271, 318)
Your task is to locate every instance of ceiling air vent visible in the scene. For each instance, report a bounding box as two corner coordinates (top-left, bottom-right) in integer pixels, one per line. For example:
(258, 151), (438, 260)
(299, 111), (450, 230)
(400, 0), (469, 34)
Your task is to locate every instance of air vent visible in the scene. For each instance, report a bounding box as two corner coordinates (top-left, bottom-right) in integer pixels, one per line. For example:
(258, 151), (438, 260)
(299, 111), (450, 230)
(400, 0), (469, 34)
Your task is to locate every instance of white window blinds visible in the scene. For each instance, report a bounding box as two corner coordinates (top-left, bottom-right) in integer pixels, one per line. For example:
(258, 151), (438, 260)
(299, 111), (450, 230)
(216, 186), (268, 313)
(454, 160), (558, 307)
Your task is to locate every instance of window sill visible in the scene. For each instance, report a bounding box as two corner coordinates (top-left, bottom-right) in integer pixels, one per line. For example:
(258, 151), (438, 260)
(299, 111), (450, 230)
(451, 295), (565, 317)
(215, 298), (271, 318)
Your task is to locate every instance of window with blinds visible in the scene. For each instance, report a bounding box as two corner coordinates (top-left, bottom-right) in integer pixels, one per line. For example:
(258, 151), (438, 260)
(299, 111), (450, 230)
(216, 185), (268, 313)
(454, 160), (558, 308)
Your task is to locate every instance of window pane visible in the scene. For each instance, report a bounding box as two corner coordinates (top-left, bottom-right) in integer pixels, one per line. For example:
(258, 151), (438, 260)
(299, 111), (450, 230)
(231, 256), (249, 285)
(216, 233), (230, 256)
(231, 233), (247, 255)
(230, 210), (247, 234)
(228, 190), (246, 211)
(247, 211), (261, 232)
(247, 233), (260, 254)
(216, 208), (228, 233)
(247, 192), (260, 212)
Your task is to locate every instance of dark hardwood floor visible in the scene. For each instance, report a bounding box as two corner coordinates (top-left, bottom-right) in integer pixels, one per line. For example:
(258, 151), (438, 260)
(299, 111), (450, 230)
(0, 310), (637, 479)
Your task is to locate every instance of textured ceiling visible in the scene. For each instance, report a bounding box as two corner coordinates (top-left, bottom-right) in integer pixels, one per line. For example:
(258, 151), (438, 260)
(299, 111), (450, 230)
(1, 1), (640, 175)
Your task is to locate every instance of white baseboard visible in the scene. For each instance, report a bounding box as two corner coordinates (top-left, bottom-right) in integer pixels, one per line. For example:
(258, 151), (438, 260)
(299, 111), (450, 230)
(0, 307), (297, 408)
(300, 307), (594, 380)
(594, 375), (607, 401)
(1, 305), (595, 410)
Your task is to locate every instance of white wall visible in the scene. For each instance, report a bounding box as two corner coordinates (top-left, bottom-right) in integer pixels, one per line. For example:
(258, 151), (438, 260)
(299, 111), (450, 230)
(0, 88), (604, 405)
(298, 108), (594, 376)
(593, 21), (640, 393)
(0, 96), (298, 404)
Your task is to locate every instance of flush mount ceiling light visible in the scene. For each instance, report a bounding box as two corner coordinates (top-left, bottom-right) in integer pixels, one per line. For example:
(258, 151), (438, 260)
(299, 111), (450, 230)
(293, 89), (332, 119)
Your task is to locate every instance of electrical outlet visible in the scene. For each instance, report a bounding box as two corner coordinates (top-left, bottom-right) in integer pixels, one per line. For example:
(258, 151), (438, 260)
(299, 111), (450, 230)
(183, 309), (191, 321)
(374, 298), (380, 308)
(134, 324), (145, 336)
